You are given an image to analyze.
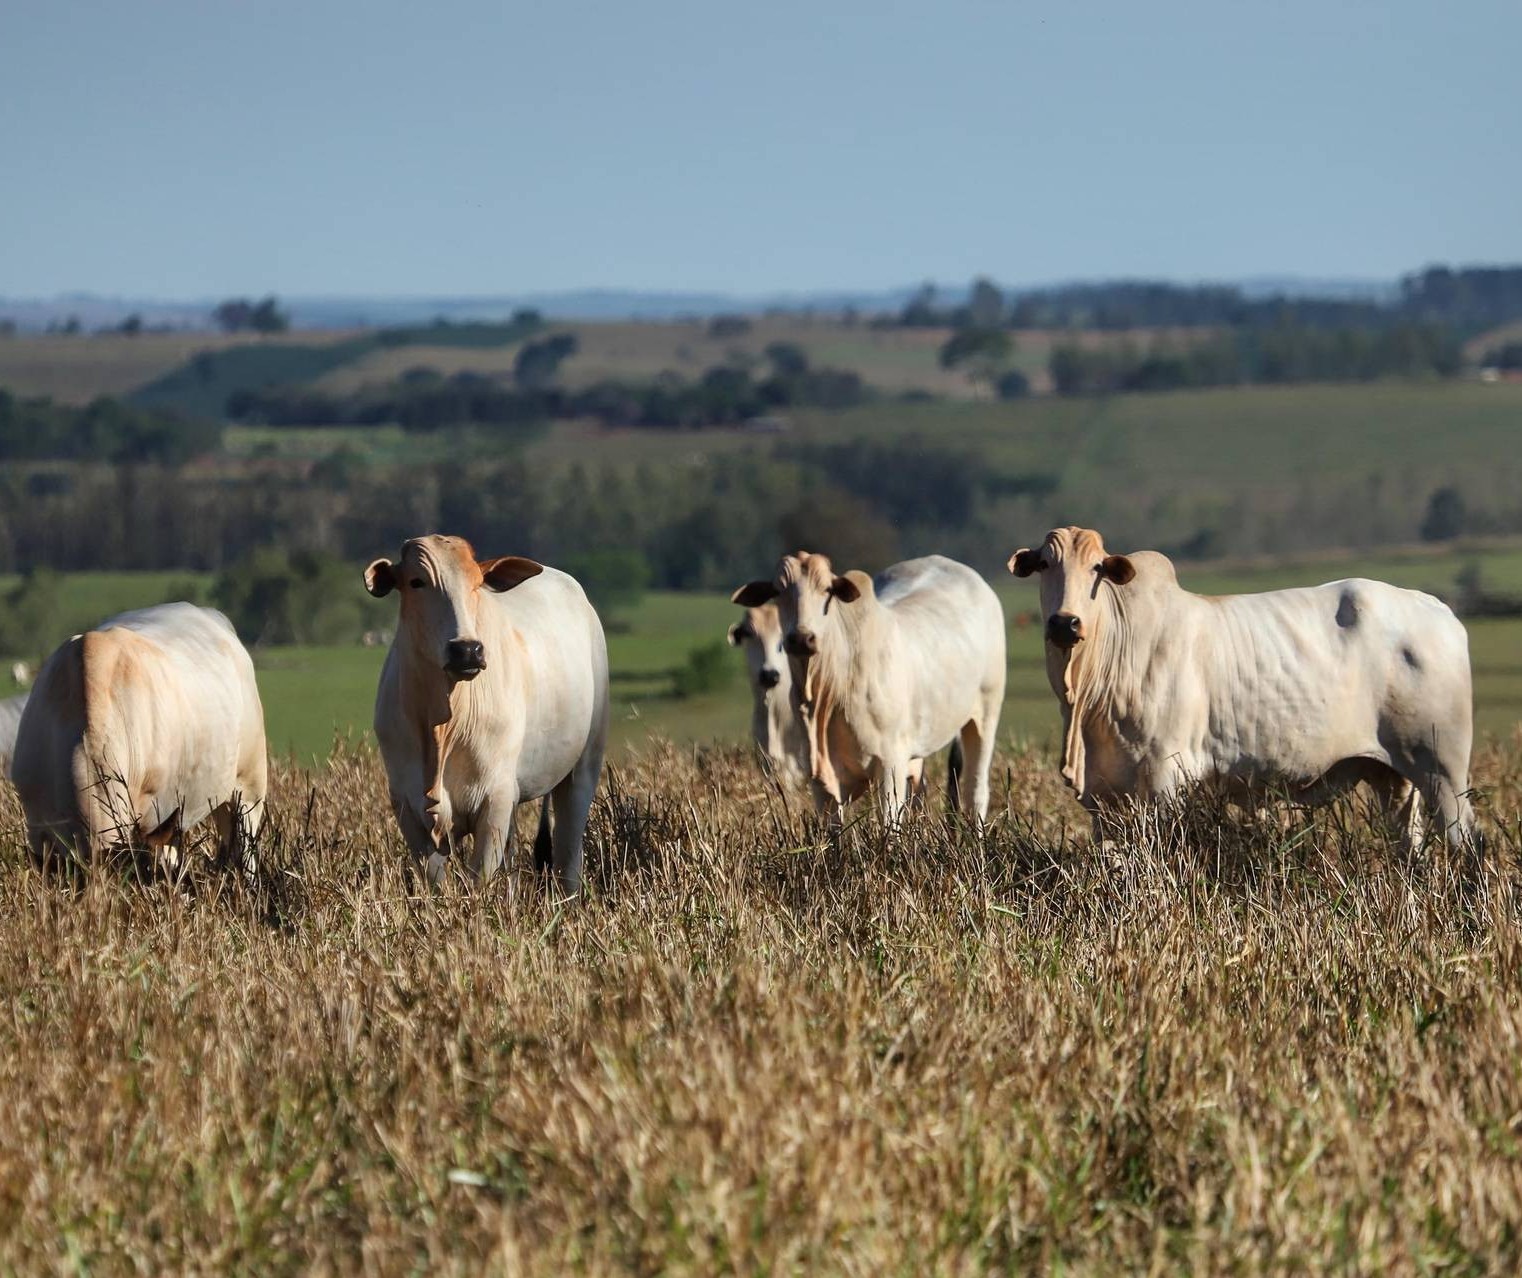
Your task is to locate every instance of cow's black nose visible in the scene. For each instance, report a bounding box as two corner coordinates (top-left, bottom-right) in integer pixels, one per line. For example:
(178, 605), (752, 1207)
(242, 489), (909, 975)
(784, 629), (817, 657)
(1046, 613), (1083, 650)
(758, 667), (781, 690)
(445, 638), (487, 677)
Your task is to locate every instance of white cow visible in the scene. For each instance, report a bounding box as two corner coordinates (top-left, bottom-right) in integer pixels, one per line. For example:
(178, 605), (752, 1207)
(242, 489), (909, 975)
(365, 534), (609, 892)
(732, 552), (1005, 818)
(1008, 526), (1475, 849)
(0, 692), (29, 777)
(728, 602), (809, 787)
(11, 604), (268, 866)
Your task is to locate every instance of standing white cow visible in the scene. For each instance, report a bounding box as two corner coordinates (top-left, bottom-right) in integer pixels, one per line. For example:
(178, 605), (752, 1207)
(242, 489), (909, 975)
(1008, 526), (1475, 849)
(732, 552), (1005, 819)
(11, 604), (268, 866)
(365, 534), (609, 892)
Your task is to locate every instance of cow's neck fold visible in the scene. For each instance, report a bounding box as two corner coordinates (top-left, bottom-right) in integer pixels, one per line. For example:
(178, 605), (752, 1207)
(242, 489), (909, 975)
(395, 636), (491, 847)
(1059, 583), (1139, 799)
(797, 592), (884, 793)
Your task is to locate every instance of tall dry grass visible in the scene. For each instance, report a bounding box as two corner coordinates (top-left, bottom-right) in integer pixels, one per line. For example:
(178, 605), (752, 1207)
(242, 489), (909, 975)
(2, 739), (1522, 1273)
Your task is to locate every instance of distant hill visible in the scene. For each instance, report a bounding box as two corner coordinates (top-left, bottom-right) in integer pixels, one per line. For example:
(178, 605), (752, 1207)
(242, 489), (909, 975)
(1, 277), (1397, 332)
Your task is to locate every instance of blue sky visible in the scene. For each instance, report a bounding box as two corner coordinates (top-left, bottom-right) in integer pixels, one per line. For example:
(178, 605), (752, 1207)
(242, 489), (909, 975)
(2, 0), (1517, 297)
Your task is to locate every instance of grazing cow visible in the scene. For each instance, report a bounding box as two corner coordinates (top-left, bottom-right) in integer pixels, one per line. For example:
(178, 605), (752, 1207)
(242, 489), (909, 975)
(0, 692), (28, 777)
(365, 535), (609, 891)
(11, 604), (268, 867)
(732, 553), (1005, 818)
(1008, 526), (1475, 849)
(728, 602), (809, 787)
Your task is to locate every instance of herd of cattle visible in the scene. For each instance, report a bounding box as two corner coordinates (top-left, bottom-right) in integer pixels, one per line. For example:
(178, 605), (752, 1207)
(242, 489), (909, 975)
(0, 526), (1479, 891)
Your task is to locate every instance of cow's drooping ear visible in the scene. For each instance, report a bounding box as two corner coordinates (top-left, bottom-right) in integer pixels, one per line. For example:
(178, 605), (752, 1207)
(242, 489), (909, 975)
(727, 623), (744, 646)
(829, 575), (861, 603)
(1007, 548), (1045, 577)
(480, 555), (544, 593)
(1099, 555), (1136, 586)
(364, 558), (398, 598)
(731, 581), (779, 607)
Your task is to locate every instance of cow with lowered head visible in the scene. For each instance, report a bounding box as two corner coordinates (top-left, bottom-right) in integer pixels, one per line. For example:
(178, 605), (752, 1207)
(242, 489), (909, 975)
(732, 552), (1004, 819)
(12, 603), (268, 870)
(1009, 525), (1475, 850)
(365, 535), (609, 891)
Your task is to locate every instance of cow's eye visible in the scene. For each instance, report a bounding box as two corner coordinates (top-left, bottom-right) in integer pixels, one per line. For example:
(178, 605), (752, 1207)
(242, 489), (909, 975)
(409, 578), (427, 589)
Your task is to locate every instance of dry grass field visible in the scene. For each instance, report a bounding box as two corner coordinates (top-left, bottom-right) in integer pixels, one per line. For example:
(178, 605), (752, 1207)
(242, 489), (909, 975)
(3, 738), (1522, 1273)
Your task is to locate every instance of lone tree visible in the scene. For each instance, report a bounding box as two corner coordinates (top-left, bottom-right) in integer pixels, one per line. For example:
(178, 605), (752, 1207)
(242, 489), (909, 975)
(513, 333), (579, 391)
(939, 326), (1014, 393)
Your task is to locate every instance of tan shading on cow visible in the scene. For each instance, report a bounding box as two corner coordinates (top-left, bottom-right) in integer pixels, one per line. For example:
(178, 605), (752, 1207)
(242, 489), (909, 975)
(11, 604), (268, 869)
(728, 600), (810, 788)
(1008, 526), (1476, 850)
(365, 535), (609, 892)
(728, 597), (934, 800)
(732, 552), (1004, 819)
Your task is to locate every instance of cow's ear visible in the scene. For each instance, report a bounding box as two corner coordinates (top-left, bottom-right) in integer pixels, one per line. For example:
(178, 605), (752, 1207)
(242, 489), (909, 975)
(480, 555), (544, 592)
(1007, 548), (1045, 577)
(829, 575), (861, 603)
(364, 559), (398, 598)
(1099, 555), (1136, 586)
(727, 623), (744, 646)
(731, 581), (779, 607)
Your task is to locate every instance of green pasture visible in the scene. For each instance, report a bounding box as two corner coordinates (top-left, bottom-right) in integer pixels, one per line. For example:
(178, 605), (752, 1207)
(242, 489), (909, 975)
(6, 557), (1521, 763)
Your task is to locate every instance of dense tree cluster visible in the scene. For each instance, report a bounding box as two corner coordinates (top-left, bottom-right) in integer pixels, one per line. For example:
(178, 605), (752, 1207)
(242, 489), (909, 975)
(213, 296), (290, 334)
(0, 391), (221, 464)
(1400, 266), (1522, 331)
(1048, 323), (1461, 395)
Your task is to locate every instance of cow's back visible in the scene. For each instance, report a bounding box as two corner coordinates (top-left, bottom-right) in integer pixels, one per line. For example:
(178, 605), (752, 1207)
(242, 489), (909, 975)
(1118, 576), (1472, 792)
(474, 567), (610, 797)
(12, 604), (266, 849)
(871, 555), (1006, 755)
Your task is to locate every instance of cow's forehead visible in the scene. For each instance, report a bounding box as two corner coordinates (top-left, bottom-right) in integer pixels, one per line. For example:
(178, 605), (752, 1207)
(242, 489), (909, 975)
(777, 550), (835, 592)
(400, 535), (480, 579)
(748, 603), (782, 635)
(1044, 526), (1107, 565)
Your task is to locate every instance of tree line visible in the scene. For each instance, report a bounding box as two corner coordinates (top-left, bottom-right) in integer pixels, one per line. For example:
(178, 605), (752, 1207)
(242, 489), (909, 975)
(1048, 322), (1461, 395)
(891, 266), (1522, 335)
(224, 340), (868, 432)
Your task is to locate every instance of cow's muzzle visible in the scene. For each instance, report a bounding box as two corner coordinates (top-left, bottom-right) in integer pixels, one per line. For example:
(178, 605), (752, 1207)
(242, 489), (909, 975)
(758, 666), (781, 690)
(444, 638), (487, 679)
(784, 629), (818, 658)
(1046, 613), (1084, 650)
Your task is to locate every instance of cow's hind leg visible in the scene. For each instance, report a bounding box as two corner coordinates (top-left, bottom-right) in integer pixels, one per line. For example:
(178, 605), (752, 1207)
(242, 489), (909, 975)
(211, 791), (261, 879)
(957, 715), (996, 823)
(533, 797), (553, 873)
(551, 744), (604, 895)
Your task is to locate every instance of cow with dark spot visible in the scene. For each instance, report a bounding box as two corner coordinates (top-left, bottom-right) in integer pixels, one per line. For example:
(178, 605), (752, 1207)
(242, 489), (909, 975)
(1009, 525), (1475, 851)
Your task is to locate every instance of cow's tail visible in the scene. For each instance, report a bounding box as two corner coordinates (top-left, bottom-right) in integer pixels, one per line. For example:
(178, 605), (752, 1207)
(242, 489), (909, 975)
(71, 633), (136, 861)
(945, 735), (965, 816)
(533, 796), (553, 873)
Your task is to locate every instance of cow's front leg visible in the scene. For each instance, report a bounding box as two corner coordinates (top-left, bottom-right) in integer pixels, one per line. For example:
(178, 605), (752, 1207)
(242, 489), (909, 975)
(881, 756), (913, 822)
(466, 789), (519, 883)
(394, 798), (449, 888)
